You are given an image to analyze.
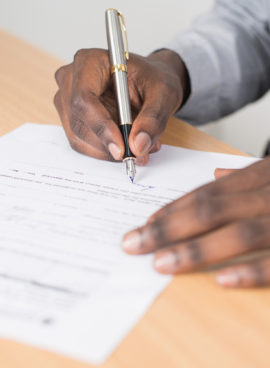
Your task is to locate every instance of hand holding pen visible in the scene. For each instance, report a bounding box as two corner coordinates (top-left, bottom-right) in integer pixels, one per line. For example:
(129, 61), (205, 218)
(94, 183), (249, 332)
(54, 10), (189, 175)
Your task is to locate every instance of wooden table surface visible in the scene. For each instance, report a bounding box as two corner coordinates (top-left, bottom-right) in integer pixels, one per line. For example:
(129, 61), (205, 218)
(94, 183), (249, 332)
(1, 29), (269, 368)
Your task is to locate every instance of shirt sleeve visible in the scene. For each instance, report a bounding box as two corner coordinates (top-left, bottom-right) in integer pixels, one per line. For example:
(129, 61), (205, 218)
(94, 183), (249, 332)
(165, 0), (270, 125)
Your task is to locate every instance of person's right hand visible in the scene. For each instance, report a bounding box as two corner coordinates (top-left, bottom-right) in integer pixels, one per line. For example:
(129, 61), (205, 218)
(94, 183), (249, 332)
(54, 48), (189, 165)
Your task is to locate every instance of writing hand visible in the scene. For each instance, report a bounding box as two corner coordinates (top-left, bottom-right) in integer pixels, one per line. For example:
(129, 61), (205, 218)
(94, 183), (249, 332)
(54, 49), (189, 165)
(122, 157), (270, 288)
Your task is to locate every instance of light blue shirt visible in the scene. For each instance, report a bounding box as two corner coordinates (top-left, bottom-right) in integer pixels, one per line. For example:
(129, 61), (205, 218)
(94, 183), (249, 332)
(167, 0), (270, 125)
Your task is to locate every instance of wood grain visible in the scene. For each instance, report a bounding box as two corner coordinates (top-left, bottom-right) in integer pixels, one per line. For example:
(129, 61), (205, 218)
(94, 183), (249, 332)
(0, 29), (269, 368)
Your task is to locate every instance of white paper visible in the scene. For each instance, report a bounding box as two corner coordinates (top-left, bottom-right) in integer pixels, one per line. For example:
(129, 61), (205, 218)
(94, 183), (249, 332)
(0, 123), (258, 364)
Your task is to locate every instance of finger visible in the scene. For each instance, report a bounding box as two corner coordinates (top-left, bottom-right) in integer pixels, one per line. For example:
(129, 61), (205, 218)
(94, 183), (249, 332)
(149, 140), (162, 154)
(136, 155), (149, 166)
(55, 63), (72, 87)
(214, 168), (239, 179)
(70, 93), (124, 160)
(69, 115), (116, 160)
(55, 67), (114, 161)
(135, 141), (161, 166)
(216, 257), (270, 288)
(123, 186), (270, 254)
(70, 49), (124, 160)
(149, 157), (270, 223)
(135, 140), (161, 166)
(54, 90), (112, 160)
(129, 82), (180, 157)
(55, 60), (121, 160)
(152, 216), (270, 274)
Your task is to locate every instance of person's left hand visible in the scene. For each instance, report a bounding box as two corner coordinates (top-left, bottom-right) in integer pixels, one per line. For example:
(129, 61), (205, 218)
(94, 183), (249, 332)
(122, 156), (270, 288)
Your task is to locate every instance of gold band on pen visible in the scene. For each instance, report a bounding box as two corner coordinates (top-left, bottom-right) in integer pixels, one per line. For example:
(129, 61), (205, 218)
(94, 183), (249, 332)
(111, 64), (127, 74)
(123, 157), (136, 161)
(120, 122), (132, 126)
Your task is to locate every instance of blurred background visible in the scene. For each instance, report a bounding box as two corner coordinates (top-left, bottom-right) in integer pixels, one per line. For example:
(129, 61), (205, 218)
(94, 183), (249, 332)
(0, 0), (269, 157)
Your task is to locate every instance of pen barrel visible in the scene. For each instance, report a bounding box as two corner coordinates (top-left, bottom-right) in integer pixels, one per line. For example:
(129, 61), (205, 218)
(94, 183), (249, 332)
(120, 123), (135, 159)
(106, 9), (134, 144)
(112, 70), (132, 124)
(105, 9), (126, 67)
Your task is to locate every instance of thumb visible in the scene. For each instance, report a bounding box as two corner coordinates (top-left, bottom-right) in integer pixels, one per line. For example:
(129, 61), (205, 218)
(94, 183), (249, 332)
(129, 93), (177, 157)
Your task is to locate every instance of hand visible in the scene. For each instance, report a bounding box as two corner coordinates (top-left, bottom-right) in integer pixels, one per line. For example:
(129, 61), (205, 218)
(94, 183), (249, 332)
(122, 157), (270, 288)
(54, 48), (189, 165)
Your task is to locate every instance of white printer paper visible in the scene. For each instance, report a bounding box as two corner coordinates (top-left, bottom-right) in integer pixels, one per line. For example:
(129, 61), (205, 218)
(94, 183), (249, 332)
(0, 124), (258, 364)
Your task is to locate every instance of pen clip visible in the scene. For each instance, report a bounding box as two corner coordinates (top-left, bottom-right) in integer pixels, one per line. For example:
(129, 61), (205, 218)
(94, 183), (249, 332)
(117, 11), (129, 61)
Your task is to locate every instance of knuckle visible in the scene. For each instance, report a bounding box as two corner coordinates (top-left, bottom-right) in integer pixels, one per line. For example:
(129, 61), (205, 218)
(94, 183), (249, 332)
(147, 218), (167, 247)
(55, 65), (68, 85)
(195, 197), (223, 226)
(70, 95), (85, 117)
(91, 121), (107, 139)
(73, 48), (88, 62)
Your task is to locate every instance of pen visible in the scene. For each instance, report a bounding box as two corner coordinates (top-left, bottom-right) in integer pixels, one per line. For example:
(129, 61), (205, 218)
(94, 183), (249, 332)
(105, 8), (136, 183)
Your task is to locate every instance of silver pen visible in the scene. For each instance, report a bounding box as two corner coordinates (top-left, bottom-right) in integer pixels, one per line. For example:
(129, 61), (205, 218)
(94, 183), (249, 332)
(105, 8), (136, 183)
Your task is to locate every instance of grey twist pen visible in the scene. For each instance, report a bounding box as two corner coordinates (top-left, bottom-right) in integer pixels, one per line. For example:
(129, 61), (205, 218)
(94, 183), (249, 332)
(105, 8), (136, 183)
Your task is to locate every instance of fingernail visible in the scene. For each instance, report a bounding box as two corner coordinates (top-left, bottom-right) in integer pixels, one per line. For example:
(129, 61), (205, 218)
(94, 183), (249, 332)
(216, 272), (239, 287)
(154, 252), (176, 273)
(108, 142), (122, 160)
(122, 231), (141, 253)
(134, 132), (152, 156)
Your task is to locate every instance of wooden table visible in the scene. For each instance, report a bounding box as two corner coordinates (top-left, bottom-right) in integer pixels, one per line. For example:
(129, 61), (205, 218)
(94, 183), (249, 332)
(0, 29), (269, 368)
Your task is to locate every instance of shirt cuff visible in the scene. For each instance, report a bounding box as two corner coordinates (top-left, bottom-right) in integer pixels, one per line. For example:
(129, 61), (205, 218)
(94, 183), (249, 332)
(165, 31), (222, 125)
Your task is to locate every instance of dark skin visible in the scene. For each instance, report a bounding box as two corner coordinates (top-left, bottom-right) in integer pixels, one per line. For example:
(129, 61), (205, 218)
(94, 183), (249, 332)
(54, 48), (270, 289)
(123, 162), (270, 288)
(54, 48), (187, 165)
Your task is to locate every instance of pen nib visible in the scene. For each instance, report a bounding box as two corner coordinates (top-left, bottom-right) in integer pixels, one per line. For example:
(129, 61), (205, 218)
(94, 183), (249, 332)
(125, 158), (136, 183)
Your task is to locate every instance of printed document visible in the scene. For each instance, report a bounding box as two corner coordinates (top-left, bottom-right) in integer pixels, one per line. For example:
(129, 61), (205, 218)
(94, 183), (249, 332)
(0, 124), (258, 363)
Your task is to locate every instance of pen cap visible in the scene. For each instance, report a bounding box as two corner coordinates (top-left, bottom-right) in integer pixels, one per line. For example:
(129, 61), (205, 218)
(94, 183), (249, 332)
(105, 9), (126, 66)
